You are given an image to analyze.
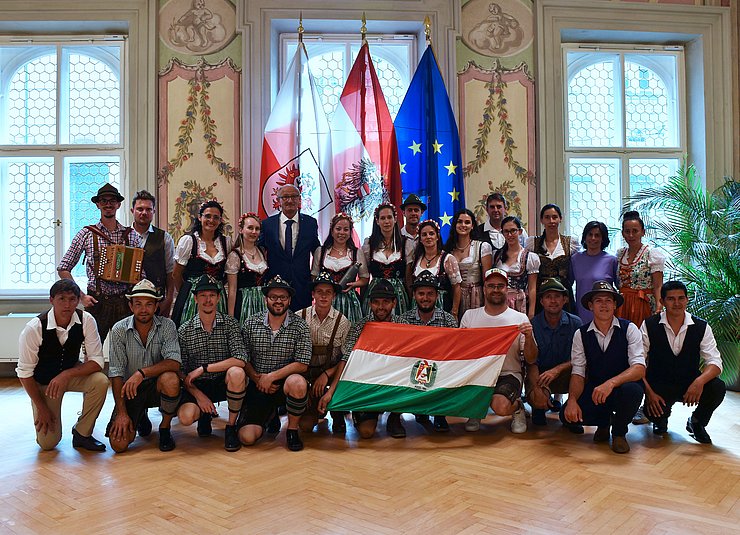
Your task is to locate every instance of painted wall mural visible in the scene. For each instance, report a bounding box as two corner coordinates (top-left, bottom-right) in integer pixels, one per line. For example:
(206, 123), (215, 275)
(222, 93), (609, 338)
(458, 0), (536, 230)
(157, 0), (242, 243)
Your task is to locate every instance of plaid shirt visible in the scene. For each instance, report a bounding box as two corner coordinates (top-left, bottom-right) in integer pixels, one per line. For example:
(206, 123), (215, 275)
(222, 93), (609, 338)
(341, 313), (399, 361)
(399, 308), (458, 328)
(58, 221), (142, 296)
(241, 311), (312, 374)
(108, 314), (181, 381)
(178, 312), (247, 377)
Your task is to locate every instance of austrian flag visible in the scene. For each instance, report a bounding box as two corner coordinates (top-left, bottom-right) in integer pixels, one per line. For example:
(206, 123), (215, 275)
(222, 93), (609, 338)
(328, 323), (520, 418)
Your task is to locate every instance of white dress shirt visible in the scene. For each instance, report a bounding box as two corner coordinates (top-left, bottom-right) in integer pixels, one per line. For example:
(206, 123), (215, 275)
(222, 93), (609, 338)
(571, 317), (645, 378)
(640, 311), (723, 372)
(483, 221), (529, 249)
(16, 308), (105, 379)
(133, 224), (176, 274)
(279, 212), (300, 250)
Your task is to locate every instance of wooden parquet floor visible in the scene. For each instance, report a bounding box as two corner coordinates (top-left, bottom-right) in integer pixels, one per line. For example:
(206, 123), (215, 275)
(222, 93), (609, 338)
(0, 377), (738, 534)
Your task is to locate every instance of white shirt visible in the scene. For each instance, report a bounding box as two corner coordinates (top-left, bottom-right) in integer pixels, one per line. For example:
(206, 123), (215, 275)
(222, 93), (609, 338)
(133, 224), (176, 274)
(639, 311), (723, 372)
(570, 317), (645, 378)
(460, 306), (532, 381)
(279, 212), (300, 250)
(484, 221), (529, 249)
(174, 232), (232, 265)
(16, 308), (105, 379)
(400, 227), (418, 242)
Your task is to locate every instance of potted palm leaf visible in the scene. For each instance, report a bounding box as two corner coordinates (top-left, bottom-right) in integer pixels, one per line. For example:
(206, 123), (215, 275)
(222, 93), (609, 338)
(624, 163), (740, 390)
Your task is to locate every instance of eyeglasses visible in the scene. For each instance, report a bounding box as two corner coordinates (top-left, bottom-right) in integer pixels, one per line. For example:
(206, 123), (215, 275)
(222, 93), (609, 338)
(201, 214), (222, 221)
(98, 198), (118, 205)
(279, 194), (301, 200)
(502, 228), (520, 235)
(485, 284), (507, 291)
(267, 295), (290, 302)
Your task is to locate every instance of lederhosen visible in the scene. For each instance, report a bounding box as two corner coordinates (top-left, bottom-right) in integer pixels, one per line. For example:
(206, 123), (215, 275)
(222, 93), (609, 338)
(301, 308), (343, 385)
(84, 225), (135, 342)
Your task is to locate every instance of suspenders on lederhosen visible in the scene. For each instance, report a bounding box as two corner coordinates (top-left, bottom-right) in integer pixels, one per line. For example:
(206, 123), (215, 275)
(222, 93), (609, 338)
(301, 308), (343, 383)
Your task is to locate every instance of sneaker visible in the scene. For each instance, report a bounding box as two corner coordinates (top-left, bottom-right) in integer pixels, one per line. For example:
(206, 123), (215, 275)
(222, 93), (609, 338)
(224, 424), (241, 452)
(197, 413), (213, 437)
(686, 417), (712, 444)
(465, 418), (481, 432)
(632, 406), (649, 425)
(532, 409), (547, 426)
(511, 407), (527, 434)
(158, 428), (176, 452)
(137, 411), (152, 437)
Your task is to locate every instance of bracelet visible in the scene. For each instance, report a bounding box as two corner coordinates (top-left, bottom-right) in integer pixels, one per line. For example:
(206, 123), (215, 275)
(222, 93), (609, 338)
(323, 371), (330, 380)
(137, 368), (146, 379)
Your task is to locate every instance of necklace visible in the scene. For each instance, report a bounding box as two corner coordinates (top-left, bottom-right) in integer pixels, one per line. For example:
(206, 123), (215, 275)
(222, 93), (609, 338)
(331, 245), (348, 257)
(454, 243), (470, 253)
(424, 253), (440, 267)
(243, 248), (258, 261)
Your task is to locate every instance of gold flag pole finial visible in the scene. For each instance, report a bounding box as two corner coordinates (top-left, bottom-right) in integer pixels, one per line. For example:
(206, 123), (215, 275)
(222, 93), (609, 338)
(424, 15), (432, 45)
(361, 12), (367, 42)
(298, 12), (304, 44)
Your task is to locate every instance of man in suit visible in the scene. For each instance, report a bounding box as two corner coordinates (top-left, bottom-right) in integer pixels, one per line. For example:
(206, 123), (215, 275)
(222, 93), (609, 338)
(260, 184), (321, 311)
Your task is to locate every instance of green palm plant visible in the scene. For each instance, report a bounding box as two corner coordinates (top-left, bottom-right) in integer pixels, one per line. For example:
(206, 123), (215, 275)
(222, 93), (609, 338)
(624, 163), (740, 387)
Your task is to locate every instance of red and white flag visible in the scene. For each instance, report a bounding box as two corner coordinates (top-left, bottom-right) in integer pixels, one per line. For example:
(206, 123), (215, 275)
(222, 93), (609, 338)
(331, 42), (402, 242)
(258, 43), (334, 237)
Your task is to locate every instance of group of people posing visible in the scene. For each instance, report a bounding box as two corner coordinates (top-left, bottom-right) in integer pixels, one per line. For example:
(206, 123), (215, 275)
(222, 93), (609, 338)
(16, 183), (727, 455)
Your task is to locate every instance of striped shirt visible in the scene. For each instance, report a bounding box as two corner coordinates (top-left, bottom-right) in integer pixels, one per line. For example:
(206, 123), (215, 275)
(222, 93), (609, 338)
(178, 312), (247, 377)
(299, 306), (352, 365)
(241, 311), (312, 374)
(58, 221), (142, 296)
(108, 314), (181, 381)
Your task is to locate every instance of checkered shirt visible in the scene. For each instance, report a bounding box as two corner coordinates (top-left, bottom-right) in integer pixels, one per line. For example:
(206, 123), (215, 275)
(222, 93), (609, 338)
(109, 314), (182, 381)
(341, 313), (399, 361)
(241, 311), (312, 374)
(398, 308), (458, 328)
(178, 312), (247, 376)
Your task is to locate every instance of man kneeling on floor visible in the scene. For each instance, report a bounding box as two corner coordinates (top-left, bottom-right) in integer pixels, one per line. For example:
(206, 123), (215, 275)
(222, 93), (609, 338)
(17, 279), (109, 451)
(561, 281), (645, 453)
(641, 280), (726, 444)
(239, 276), (312, 451)
(178, 275), (247, 451)
(107, 279), (182, 452)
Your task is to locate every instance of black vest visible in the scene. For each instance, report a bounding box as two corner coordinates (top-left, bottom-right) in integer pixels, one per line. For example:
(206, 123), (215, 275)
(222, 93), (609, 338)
(581, 318), (631, 386)
(644, 313), (705, 390)
(33, 310), (84, 385)
(143, 227), (167, 292)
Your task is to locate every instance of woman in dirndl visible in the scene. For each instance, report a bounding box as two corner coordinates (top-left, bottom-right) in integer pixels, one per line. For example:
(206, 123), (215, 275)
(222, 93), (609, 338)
(444, 209), (493, 320)
(171, 200), (231, 327)
(361, 203), (410, 316)
(494, 216), (540, 319)
(311, 212), (369, 323)
(226, 212), (267, 326)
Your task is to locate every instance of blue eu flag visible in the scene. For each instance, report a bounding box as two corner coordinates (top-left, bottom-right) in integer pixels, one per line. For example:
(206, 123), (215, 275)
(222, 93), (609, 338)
(395, 46), (464, 241)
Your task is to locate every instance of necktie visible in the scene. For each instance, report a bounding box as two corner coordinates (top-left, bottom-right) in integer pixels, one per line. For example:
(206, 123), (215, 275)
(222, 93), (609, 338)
(284, 219), (294, 258)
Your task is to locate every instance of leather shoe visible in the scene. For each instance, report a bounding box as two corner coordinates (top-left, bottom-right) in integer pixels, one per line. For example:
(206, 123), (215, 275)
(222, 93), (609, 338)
(224, 424), (241, 452)
(286, 429), (303, 451)
(331, 413), (346, 435)
(197, 413), (213, 437)
(433, 416), (450, 432)
(566, 422), (584, 434)
(72, 428), (106, 452)
(593, 426), (610, 443)
(686, 417), (712, 444)
(414, 414), (431, 425)
(266, 412), (281, 434)
(158, 428), (176, 452)
(652, 417), (668, 435)
(611, 436), (630, 454)
(532, 409), (547, 426)
(386, 413), (406, 438)
(137, 412), (152, 437)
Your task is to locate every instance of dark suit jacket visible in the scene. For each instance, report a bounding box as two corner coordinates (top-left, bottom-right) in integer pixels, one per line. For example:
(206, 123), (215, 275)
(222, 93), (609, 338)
(259, 212), (321, 311)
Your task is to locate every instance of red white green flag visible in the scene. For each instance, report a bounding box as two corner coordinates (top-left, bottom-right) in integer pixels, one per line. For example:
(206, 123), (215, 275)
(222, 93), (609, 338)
(328, 323), (519, 418)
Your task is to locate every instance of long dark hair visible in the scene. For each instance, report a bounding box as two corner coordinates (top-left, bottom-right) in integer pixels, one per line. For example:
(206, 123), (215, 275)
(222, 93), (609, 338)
(444, 208), (476, 253)
(413, 220), (443, 264)
(369, 204), (403, 256)
(190, 200), (225, 236)
(495, 216), (522, 264)
(322, 213), (358, 254)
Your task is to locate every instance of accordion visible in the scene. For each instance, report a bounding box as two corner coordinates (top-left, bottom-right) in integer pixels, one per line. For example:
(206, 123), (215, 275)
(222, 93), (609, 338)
(98, 245), (144, 284)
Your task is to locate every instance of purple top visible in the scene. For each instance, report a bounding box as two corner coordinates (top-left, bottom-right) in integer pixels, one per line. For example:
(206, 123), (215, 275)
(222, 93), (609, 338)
(571, 250), (619, 323)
